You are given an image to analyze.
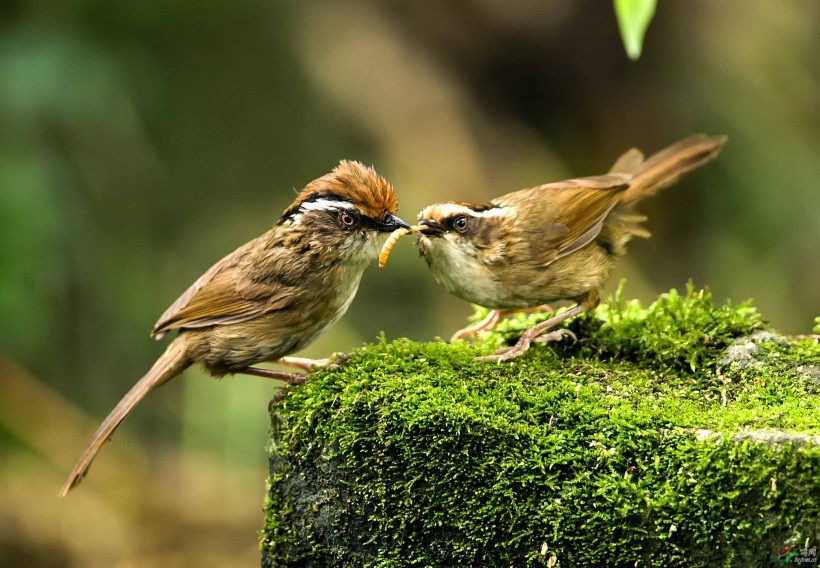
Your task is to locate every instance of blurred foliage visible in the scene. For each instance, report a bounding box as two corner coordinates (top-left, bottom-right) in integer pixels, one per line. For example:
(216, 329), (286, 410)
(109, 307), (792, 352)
(614, 0), (657, 60)
(1, 1), (819, 566)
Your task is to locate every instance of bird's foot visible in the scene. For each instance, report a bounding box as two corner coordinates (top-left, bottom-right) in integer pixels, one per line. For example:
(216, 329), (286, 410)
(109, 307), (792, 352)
(275, 356), (322, 371)
(276, 351), (353, 371)
(474, 299), (590, 363)
(243, 367), (308, 384)
(795, 334), (820, 342)
(263, 353), (353, 409)
(475, 331), (538, 362)
(534, 328), (577, 344)
(451, 306), (554, 342)
(325, 351), (353, 368)
(268, 387), (293, 410)
(476, 327), (576, 362)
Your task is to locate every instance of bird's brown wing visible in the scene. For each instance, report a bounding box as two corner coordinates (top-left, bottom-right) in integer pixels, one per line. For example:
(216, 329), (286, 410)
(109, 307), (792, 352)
(496, 174), (629, 264)
(151, 237), (293, 339)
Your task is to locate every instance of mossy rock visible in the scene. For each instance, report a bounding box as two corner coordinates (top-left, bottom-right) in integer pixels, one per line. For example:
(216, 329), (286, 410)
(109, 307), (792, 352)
(261, 284), (820, 567)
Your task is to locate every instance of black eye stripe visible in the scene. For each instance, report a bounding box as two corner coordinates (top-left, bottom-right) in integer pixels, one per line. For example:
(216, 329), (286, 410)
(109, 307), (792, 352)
(280, 195), (391, 231)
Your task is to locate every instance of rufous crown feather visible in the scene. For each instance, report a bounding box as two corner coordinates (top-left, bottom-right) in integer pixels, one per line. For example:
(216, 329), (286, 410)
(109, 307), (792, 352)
(283, 160), (398, 221)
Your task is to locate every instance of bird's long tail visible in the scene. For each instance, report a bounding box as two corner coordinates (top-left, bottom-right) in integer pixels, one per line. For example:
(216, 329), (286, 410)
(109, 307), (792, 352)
(614, 134), (727, 205)
(60, 336), (191, 496)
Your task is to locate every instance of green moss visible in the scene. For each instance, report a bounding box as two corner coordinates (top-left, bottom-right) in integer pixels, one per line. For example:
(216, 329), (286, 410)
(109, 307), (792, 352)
(261, 285), (820, 567)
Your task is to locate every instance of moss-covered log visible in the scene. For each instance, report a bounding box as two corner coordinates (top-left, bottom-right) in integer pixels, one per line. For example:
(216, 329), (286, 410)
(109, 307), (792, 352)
(261, 285), (820, 567)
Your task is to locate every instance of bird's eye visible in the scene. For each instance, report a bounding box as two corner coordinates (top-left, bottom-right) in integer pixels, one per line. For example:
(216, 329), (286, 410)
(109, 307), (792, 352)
(452, 215), (469, 233)
(338, 211), (358, 229)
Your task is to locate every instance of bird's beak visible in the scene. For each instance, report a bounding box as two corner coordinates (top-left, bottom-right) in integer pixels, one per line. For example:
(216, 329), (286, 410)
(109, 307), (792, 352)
(377, 214), (410, 232)
(418, 218), (444, 237)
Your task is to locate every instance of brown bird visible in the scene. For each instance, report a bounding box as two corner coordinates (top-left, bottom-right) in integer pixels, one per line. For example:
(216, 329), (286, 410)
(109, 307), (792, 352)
(60, 161), (408, 496)
(416, 134), (726, 361)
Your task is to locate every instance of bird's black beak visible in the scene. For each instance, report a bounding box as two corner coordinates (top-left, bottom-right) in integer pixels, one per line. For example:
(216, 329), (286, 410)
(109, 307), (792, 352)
(378, 214), (410, 232)
(418, 218), (444, 237)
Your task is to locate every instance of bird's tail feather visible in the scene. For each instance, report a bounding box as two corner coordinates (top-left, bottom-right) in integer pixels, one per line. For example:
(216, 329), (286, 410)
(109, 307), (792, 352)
(60, 337), (190, 496)
(600, 134), (726, 255)
(616, 134), (726, 205)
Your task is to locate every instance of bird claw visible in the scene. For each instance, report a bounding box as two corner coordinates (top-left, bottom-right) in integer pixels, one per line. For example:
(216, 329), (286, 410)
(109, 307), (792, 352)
(325, 351), (353, 368)
(276, 351), (353, 372)
(474, 352), (510, 363)
(268, 387), (292, 410)
(795, 334), (820, 342)
(475, 343), (523, 363)
(534, 328), (577, 344)
(266, 352), (352, 410)
(475, 327), (576, 362)
(276, 356), (327, 372)
(451, 306), (556, 343)
(475, 346), (526, 363)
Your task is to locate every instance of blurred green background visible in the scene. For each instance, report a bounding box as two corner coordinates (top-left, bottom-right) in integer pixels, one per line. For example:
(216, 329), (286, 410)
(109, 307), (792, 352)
(2, 1), (819, 566)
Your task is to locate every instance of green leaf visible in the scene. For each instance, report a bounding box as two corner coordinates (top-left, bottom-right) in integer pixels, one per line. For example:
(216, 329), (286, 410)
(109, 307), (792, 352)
(614, 0), (657, 60)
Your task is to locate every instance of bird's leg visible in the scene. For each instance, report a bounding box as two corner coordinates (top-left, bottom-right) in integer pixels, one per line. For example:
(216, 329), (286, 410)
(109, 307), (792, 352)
(532, 293), (597, 344)
(240, 355), (351, 387)
(477, 292), (598, 362)
(254, 353), (354, 409)
(238, 367), (309, 410)
(240, 367), (308, 384)
(450, 305), (554, 342)
(475, 308), (582, 362)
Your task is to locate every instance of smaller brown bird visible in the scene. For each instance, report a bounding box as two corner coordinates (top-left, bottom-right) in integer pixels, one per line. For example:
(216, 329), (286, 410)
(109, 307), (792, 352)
(416, 134), (726, 361)
(61, 161), (408, 496)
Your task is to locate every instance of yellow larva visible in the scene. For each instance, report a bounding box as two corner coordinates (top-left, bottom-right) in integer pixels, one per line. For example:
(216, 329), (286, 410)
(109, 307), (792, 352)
(378, 225), (426, 268)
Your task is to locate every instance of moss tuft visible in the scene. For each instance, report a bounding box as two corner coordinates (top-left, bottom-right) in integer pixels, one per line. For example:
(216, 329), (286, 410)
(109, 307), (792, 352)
(261, 285), (820, 567)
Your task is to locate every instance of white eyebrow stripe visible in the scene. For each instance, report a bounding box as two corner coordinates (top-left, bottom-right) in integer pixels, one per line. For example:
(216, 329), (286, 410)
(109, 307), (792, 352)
(298, 199), (357, 213)
(431, 203), (508, 219)
(474, 206), (508, 218)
